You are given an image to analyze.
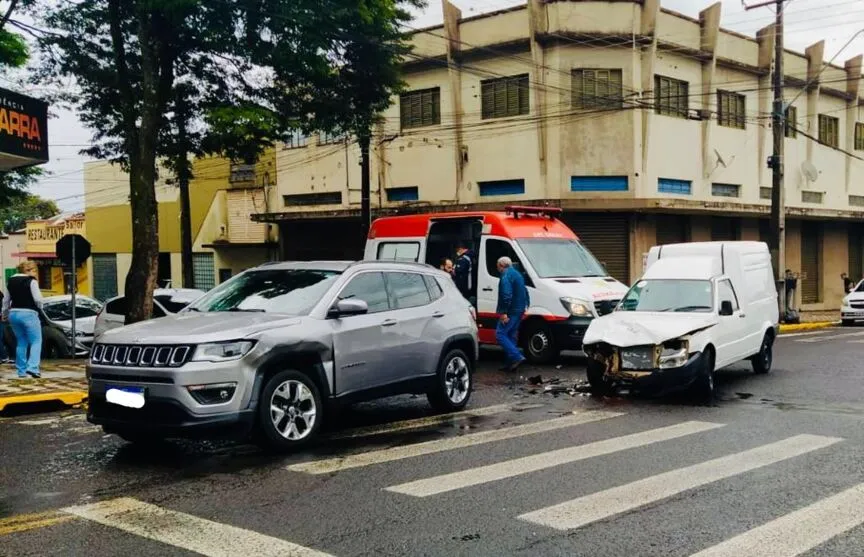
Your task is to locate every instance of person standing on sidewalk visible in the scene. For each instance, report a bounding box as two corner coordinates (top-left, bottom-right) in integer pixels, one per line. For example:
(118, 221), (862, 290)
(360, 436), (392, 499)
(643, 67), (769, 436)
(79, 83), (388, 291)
(495, 256), (530, 372)
(2, 262), (43, 379)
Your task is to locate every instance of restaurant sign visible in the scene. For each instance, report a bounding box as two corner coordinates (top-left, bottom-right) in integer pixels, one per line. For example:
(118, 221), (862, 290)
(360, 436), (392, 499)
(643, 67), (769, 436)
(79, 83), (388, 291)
(0, 86), (49, 170)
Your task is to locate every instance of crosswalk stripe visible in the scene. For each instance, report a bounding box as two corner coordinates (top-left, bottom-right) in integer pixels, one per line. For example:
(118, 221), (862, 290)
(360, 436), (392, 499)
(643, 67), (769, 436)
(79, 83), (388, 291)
(63, 497), (333, 557)
(386, 421), (724, 497)
(287, 410), (624, 475)
(690, 482), (864, 557)
(796, 331), (864, 343)
(518, 434), (842, 531)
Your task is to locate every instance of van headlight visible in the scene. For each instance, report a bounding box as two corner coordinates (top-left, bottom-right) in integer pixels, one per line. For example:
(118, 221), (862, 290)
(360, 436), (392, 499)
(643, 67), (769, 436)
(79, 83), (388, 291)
(560, 297), (592, 317)
(191, 341), (255, 362)
(658, 340), (689, 369)
(842, 297), (850, 308)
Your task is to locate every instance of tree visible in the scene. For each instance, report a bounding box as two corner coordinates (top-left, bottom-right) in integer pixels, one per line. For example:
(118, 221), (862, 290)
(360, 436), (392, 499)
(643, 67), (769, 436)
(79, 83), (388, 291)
(0, 192), (59, 232)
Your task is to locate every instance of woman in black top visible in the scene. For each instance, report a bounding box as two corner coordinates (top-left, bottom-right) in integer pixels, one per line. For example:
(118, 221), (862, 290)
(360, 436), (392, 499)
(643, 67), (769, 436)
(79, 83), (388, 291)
(2, 261), (44, 378)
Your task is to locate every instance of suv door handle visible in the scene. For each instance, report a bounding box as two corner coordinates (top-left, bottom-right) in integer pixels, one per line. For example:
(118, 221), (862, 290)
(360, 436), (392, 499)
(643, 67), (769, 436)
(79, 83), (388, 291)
(432, 311), (444, 318)
(482, 287), (494, 292)
(738, 313), (746, 318)
(381, 319), (398, 327)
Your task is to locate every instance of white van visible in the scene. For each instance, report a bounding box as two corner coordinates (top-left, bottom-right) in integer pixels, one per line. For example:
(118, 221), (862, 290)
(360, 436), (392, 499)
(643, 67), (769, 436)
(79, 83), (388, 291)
(365, 206), (629, 363)
(583, 241), (779, 402)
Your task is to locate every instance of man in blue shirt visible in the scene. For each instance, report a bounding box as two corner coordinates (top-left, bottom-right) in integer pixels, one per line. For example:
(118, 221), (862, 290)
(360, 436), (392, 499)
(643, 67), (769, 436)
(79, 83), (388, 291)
(454, 242), (474, 302)
(496, 256), (530, 371)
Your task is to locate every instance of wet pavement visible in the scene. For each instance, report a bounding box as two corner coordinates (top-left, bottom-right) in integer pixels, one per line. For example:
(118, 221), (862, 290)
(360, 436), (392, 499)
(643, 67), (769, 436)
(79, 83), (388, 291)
(2, 330), (864, 556)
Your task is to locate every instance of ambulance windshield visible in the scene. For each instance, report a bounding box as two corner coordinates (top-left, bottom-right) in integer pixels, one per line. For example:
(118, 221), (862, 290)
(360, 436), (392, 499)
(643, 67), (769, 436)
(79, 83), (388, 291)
(516, 238), (607, 279)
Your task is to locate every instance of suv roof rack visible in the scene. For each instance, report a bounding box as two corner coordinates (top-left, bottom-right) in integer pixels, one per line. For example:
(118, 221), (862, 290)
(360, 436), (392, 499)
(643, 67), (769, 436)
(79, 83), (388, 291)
(505, 205), (563, 219)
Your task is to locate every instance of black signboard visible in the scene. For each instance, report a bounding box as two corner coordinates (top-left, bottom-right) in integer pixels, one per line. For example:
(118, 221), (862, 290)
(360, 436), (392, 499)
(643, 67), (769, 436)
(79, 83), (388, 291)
(0, 87), (49, 169)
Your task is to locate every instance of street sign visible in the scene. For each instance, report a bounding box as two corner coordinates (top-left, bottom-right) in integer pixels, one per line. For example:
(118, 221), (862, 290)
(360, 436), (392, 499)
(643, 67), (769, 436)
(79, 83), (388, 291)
(56, 234), (91, 266)
(55, 234), (91, 360)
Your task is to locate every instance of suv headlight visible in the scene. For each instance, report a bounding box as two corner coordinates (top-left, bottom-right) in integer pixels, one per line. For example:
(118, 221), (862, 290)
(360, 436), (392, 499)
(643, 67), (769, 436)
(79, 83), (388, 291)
(658, 340), (689, 369)
(191, 341), (255, 362)
(560, 297), (592, 317)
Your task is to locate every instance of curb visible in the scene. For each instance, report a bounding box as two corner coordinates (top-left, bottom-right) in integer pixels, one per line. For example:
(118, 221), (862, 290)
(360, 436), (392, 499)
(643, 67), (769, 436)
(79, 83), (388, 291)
(0, 390), (87, 412)
(779, 321), (838, 334)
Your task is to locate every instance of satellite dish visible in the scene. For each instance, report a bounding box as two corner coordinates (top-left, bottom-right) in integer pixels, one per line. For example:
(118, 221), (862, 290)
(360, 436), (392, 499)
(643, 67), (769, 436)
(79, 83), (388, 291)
(714, 149), (727, 168)
(802, 161), (819, 182)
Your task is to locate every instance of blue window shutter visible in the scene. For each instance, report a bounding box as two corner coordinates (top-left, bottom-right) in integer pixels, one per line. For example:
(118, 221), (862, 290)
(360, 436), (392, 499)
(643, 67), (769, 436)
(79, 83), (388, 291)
(658, 178), (692, 195)
(570, 176), (628, 192)
(478, 179), (525, 196)
(386, 186), (420, 202)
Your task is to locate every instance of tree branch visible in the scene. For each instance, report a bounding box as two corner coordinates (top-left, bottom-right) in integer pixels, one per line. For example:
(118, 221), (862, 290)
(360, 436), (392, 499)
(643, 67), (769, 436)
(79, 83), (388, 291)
(0, 0), (19, 31)
(107, 0), (133, 128)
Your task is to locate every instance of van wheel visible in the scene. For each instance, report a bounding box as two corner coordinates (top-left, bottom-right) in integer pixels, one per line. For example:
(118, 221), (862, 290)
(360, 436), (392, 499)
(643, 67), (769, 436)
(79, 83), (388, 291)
(586, 360), (612, 396)
(428, 349), (473, 412)
(751, 332), (773, 374)
(691, 349), (716, 405)
(522, 322), (558, 364)
(255, 370), (323, 452)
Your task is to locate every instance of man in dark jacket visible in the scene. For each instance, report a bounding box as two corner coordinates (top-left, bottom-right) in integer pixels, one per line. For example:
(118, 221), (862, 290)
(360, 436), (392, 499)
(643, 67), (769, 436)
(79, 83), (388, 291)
(496, 256), (530, 371)
(454, 242), (474, 301)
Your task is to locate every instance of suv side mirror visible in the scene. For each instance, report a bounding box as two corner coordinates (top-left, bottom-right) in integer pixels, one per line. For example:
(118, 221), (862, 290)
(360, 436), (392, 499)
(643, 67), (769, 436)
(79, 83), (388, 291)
(328, 298), (369, 318)
(719, 300), (734, 316)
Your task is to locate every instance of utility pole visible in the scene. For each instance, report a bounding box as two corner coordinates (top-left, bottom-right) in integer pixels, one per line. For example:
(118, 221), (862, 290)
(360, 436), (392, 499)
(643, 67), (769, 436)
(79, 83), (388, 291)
(746, 0), (787, 318)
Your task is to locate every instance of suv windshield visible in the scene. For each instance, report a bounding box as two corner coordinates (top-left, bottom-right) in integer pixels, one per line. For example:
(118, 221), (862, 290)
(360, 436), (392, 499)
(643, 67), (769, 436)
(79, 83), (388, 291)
(619, 279), (714, 313)
(516, 238), (606, 278)
(188, 269), (341, 314)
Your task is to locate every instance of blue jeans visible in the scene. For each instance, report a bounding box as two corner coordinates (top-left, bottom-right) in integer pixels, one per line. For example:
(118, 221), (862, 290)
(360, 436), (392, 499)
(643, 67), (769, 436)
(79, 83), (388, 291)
(495, 313), (524, 364)
(9, 309), (42, 377)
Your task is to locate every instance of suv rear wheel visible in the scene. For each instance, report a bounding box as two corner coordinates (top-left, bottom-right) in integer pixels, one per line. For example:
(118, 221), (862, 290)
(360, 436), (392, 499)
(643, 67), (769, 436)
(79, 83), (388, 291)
(427, 348), (473, 412)
(255, 370), (323, 451)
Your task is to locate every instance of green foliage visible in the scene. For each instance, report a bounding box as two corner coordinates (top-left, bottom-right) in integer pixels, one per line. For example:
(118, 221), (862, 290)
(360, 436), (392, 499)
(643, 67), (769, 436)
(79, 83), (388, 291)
(0, 166), (41, 209)
(0, 28), (28, 68)
(0, 188), (59, 232)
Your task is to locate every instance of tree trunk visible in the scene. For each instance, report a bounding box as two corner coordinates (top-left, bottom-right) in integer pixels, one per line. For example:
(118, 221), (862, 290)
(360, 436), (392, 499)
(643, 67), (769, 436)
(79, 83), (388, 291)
(176, 95), (194, 289)
(359, 129), (371, 241)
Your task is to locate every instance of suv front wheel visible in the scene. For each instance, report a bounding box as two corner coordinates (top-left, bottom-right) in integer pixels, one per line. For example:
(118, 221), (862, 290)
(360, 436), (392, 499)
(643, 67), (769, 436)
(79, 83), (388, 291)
(255, 370), (323, 451)
(427, 348), (473, 413)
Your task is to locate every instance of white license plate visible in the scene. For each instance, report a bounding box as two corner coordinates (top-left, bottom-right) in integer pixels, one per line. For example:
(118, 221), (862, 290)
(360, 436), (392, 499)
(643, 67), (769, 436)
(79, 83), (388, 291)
(106, 386), (145, 409)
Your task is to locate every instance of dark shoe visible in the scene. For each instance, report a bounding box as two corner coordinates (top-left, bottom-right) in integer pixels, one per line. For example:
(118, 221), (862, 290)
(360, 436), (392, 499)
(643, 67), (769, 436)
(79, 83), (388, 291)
(26, 371), (41, 379)
(508, 359), (525, 372)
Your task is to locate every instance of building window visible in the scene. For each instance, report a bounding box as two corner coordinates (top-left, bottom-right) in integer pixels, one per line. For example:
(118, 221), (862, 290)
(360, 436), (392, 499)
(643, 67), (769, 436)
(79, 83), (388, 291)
(481, 74), (529, 120)
(760, 187), (772, 200)
(818, 114), (839, 148)
(654, 75), (689, 119)
(378, 242), (420, 262)
(571, 69), (623, 110)
(658, 178), (692, 195)
(802, 191), (824, 204)
(400, 88), (441, 130)
(478, 179), (525, 196)
(283, 132), (309, 149)
(318, 131), (345, 145)
(192, 253), (215, 291)
(850, 195), (864, 207)
(717, 90), (746, 129)
(37, 264), (52, 290)
(218, 268), (232, 284)
(570, 176), (628, 192)
(386, 186), (419, 202)
(283, 192), (342, 207)
(855, 122), (864, 151)
(711, 183), (740, 198)
(785, 106), (798, 138)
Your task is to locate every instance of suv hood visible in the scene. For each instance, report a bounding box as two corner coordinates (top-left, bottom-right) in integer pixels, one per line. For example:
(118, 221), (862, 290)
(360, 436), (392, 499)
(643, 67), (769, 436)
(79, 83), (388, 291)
(584, 311), (717, 348)
(97, 312), (304, 344)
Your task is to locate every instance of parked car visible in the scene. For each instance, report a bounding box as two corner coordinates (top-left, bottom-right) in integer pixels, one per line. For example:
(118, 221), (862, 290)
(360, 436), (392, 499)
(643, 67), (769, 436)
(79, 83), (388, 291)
(86, 261), (478, 450)
(583, 242), (779, 403)
(4, 295), (103, 358)
(841, 280), (864, 325)
(93, 288), (205, 338)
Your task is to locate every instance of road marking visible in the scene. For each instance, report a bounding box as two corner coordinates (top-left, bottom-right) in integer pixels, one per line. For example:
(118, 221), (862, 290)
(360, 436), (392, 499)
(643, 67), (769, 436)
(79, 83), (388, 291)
(386, 421), (724, 497)
(518, 434), (842, 531)
(63, 497), (333, 557)
(779, 330), (833, 339)
(690, 482), (864, 557)
(795, 330), (864, 343)
(0, 511), (73, 536)
(328, 403), (516, 440)
(288, 410), (624, 475)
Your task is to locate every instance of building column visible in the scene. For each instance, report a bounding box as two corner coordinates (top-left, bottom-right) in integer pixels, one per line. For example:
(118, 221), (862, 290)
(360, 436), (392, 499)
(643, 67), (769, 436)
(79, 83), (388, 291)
(699, 3), (721, 194)
(630, 214), (656, 282)
(528, 0), (548, 198)
(804, 40), (825, 184)
(756, 24), (775, 192)
(638, 0), (660, 198)
(844, 55), (862, 193)
(442, 0), (465, 202)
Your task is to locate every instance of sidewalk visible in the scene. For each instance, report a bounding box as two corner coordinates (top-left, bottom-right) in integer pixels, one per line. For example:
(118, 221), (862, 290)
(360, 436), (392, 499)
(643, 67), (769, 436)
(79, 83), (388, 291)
(0, 360), (87, 412)
(778, 310), (838, 334)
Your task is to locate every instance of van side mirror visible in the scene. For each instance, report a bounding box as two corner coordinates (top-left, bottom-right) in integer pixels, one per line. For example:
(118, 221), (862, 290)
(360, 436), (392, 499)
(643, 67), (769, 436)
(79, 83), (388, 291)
(719, 300), (734, 316)
(328, 298), (368, 318)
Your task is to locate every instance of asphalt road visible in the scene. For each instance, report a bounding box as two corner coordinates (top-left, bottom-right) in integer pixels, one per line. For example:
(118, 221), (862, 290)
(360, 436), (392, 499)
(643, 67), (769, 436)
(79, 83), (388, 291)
(2, 328), (864, 556)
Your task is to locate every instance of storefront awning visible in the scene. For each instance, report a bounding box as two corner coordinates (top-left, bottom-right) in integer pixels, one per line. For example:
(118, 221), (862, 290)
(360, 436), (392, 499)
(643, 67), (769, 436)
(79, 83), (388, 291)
(12, 252), (56, 259)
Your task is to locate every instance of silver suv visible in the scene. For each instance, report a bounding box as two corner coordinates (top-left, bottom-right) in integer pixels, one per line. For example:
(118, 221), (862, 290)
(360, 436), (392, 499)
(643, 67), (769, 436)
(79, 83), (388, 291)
(86, 261), (478, 450)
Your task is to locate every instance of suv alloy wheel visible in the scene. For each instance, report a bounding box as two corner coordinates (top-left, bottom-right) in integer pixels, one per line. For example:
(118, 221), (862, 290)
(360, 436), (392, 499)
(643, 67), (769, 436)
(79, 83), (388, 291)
(427, 348), (473, 412)
(256, 369), (323, 451)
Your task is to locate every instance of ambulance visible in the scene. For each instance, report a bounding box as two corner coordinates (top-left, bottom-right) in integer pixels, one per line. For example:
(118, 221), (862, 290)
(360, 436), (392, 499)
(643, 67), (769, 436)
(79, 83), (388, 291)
(364, 206), (629, 363)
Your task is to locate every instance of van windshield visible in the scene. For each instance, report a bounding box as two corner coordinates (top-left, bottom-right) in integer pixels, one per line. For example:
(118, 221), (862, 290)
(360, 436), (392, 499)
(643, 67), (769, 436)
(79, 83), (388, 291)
(619, 279), (714, 313)
(516, 239), (606, 278)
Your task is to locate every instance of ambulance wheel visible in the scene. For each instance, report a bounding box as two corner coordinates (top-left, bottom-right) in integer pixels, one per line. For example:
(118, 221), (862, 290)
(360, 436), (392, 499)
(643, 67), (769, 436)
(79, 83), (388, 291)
(522, 321), (558, 364)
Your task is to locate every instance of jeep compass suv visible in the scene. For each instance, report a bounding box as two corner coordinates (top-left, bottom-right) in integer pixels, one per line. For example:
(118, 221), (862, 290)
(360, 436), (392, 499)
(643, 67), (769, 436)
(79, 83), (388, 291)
(87, 261), (478, 450)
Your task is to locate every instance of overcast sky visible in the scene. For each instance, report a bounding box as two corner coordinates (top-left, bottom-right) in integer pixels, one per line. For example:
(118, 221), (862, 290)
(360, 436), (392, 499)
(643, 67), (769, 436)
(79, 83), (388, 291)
(8, 0), (864, 212)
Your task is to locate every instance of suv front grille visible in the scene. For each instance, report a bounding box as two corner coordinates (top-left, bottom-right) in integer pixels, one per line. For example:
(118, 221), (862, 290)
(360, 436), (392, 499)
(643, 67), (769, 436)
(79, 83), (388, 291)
(594, 299), (620, 317)
(91, 343), (192, 368)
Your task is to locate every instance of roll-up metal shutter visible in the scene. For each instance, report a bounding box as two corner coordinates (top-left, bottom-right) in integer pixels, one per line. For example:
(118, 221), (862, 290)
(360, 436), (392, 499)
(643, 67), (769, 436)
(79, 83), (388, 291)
(849, 223), (863, 282)
(801, 222), (821, 304)
(656, 215), (690, 246)
(92, 254), (118, 302)
(710, 217), (741, 241)
(562, 212), (630, 283)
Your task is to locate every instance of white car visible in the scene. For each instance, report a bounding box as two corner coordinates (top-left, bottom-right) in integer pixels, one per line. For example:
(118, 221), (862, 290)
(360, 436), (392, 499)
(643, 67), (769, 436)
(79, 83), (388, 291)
(841, 280), (864, 325)
(93, 288), (205, 338)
